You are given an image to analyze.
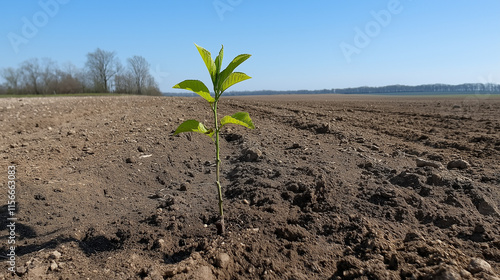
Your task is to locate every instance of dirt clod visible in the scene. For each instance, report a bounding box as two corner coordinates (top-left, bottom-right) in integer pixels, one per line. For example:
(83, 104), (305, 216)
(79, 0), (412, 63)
(447, 159), (470, 169)
(241, 146), (262, 162)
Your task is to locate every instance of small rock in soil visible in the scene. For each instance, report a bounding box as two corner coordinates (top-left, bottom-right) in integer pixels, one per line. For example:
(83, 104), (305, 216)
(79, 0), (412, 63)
(153, 238), (166, 250)
(50, 260), (58, 271)
(467, 258), (494, 274)
(215, 252), (231, 268)
(447, 159), (470, 170)
(49, 250), (62, 260)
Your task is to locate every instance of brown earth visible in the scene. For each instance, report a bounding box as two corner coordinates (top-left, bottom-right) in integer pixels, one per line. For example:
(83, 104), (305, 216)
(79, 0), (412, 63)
(0, 94), (499, 280)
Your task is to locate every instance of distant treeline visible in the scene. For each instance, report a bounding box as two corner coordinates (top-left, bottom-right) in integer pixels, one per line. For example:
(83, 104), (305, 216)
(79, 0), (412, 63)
(0, 48), (161, 96)
(166, 83), (500, 97)
(332, 83), (500, 94)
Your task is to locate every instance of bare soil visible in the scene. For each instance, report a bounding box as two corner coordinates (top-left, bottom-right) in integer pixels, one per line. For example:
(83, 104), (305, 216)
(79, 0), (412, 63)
(1, 94), (499, 279)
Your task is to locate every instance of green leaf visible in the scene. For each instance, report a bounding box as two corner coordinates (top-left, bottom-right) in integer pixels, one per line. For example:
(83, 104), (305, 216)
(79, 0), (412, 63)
(220, 112), (255, 129)
(174, 120), (214, 137)
(221, 72), (251, 93)
(218, 54), (251, 89)
(173, 80), (215, 103)
(214, 45), (224, 78)
(195, 44), (216, 83)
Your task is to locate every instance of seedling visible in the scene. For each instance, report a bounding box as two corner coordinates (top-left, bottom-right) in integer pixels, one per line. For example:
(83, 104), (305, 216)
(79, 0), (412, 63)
(173, 44), (254, 234)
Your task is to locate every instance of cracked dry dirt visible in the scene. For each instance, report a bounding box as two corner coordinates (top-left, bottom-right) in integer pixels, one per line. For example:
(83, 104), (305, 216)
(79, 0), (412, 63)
(0, 94), (499, 279)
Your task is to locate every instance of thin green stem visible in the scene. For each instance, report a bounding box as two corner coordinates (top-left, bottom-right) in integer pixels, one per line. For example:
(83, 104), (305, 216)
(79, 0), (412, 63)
(213, 99), (224, 234)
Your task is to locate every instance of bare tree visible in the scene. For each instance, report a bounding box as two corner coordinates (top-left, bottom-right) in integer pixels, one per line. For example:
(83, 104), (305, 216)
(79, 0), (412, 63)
(127, 55), (151, 95)
(85, 48), (120, 92)
(40, 58), (58, 94)
(1, 49), (162, 96)
(1, 67), (21, 94)
(76, 71), (93, 93)
(114, 72), (135, 94)
(20, 58), (41, 94)
(144, 75), (161, 95)
(61, 62), (79, 77)
(55, 69), (82, 94)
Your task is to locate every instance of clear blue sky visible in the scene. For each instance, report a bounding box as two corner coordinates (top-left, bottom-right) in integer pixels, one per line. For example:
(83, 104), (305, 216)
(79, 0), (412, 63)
(1, 0), (499, 92)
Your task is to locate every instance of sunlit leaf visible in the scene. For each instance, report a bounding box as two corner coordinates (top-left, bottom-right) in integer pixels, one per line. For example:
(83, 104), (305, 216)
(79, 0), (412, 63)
(220, 112), (255, 129)
(214, 45), (224, 78)
(173, 80), (215, 103)
(220, 72), (251, 93)
(195, 44), (216, 83)
(218, 54), (251, 90)
(174, 120), (214, 138)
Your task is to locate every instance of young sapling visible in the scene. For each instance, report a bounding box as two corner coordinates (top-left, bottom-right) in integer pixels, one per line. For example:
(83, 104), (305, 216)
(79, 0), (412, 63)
(173, 44), (254, 234)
